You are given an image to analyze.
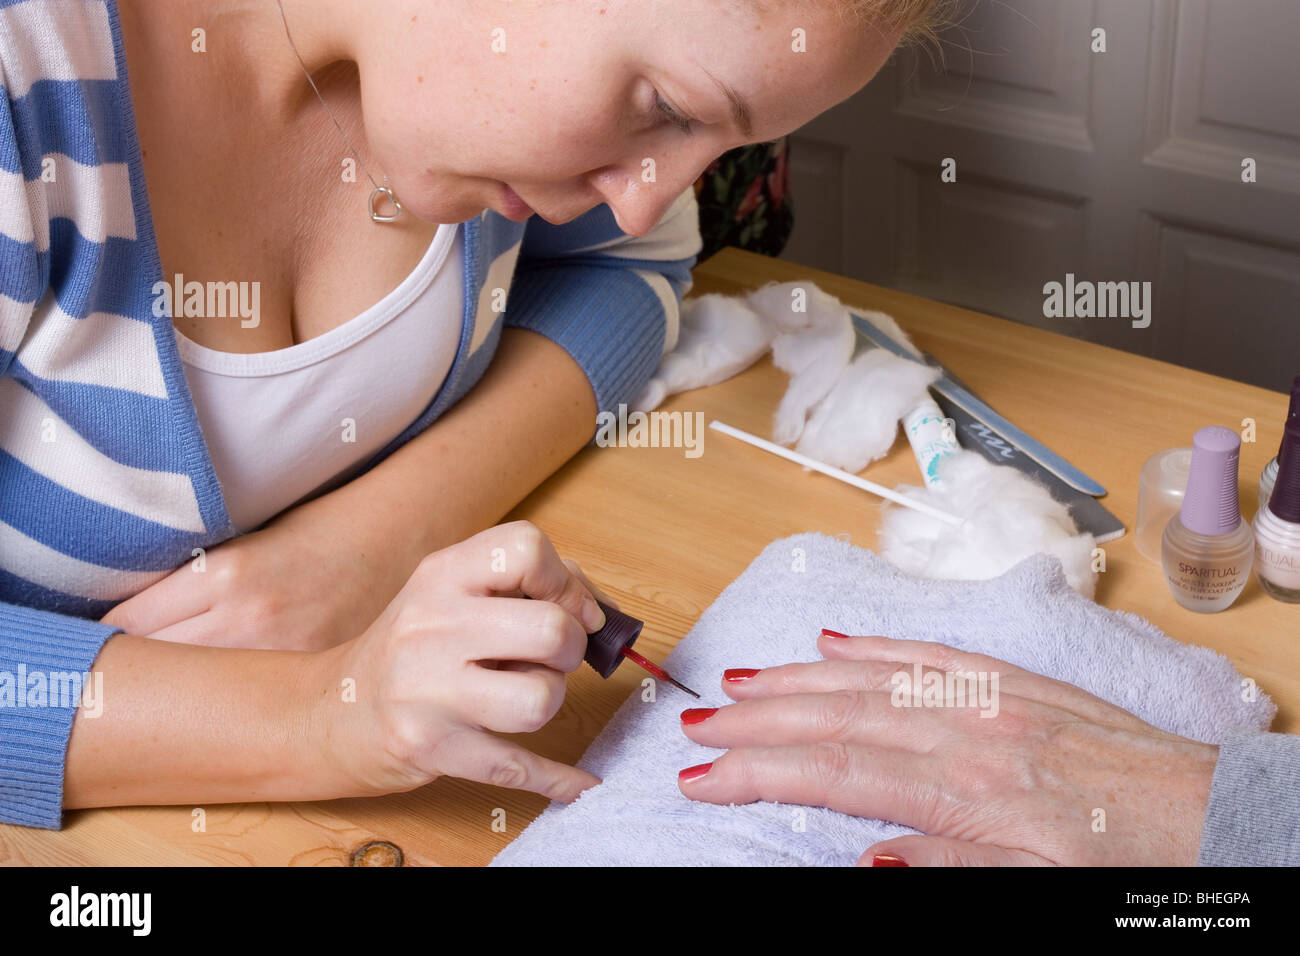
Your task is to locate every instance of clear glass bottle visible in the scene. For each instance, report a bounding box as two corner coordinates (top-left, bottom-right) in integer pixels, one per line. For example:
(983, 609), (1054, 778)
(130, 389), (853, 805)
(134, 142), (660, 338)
(1161, 426), (1254, 613)
(1162, 515), (1255, 612)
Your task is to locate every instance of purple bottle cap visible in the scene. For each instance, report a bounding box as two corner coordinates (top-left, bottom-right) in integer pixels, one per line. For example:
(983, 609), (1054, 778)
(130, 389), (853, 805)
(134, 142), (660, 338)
(1268, 420), (1300, 524)
(1179, 426), (1242, 535)
(1278, 375), (1300, 466)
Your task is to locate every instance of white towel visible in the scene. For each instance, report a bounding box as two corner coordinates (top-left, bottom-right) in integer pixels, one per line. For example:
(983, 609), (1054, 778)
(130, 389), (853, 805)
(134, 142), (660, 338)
(491, 532), (1276, 867)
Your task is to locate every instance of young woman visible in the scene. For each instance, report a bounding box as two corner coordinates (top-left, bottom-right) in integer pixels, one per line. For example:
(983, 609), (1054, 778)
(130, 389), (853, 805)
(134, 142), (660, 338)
(0, 0), (927, 827)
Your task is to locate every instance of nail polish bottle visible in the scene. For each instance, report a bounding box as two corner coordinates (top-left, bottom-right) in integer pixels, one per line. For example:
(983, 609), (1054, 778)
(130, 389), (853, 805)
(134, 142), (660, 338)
(1162, 426), (1254, 613)
(1253, 420), (1300, 603)
(1259, 376), (1300, 515)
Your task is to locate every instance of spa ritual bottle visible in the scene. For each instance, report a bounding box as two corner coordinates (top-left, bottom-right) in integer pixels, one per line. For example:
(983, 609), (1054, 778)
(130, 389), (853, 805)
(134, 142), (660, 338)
(1253, 421), (1300, 603)
(1162, 426), (1254, 613)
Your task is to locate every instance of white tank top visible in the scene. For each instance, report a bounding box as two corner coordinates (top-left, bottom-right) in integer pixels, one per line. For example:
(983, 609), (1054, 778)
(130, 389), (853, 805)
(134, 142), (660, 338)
(176, 222), (464, 532)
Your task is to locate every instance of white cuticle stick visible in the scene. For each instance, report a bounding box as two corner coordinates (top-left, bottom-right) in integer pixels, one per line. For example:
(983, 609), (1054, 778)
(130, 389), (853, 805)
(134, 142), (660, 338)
(708, 420), (965, 527)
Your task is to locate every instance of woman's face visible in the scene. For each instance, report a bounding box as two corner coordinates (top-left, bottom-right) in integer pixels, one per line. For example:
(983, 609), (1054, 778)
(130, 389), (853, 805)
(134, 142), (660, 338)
(354, 0), (903, 233)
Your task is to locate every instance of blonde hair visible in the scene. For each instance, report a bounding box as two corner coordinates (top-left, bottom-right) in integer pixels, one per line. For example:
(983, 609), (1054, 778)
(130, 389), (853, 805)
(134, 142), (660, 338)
(839, 0), (963, 52)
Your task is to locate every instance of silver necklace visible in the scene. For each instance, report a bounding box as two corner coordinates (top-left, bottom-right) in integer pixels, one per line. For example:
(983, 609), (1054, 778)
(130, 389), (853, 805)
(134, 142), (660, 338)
(275, 0), (402, 223)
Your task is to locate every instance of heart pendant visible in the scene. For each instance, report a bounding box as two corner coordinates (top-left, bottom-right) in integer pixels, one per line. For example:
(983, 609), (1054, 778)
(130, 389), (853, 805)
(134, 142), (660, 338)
(369, 186), (403, 223)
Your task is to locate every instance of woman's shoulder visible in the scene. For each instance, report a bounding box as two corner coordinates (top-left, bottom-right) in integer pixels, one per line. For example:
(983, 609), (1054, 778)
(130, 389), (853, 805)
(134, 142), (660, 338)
(0, 0), (120, 97)
(1, 0), (128, 222)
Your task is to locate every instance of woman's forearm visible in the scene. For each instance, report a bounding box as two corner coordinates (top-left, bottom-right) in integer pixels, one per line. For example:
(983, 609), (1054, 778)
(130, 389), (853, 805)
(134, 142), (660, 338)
(63, 635), (345, 809)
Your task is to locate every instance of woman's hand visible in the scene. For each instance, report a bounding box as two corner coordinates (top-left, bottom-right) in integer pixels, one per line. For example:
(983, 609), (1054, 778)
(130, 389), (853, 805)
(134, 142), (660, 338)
(100, 495), (417, 651)
(677, 632), (1220, 866)
(312, 520), (607, 803)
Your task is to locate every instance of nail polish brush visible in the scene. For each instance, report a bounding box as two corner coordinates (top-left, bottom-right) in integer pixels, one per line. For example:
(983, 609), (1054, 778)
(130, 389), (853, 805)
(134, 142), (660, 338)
(585, 600), (700, 698)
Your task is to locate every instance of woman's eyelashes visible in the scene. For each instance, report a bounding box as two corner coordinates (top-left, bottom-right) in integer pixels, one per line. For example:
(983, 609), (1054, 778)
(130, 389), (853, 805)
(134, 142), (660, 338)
(653, 90), (694, 136)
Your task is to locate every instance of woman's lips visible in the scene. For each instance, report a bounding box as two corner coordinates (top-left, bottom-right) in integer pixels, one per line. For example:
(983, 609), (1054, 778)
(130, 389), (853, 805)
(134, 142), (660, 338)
(498, 182), (535, 221)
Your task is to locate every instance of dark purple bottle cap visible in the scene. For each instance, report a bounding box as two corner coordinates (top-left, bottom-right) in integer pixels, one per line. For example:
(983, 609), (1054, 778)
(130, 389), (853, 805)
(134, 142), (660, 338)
(1179, 426), (1242, 535)
(1268, 421), (1300, 524)
(584, 600), (642, 679)
(1277, 375), (1300, 467)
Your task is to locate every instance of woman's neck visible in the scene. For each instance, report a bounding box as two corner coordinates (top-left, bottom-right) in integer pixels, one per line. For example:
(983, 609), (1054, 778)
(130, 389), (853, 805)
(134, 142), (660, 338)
(115, 0), (441, 354)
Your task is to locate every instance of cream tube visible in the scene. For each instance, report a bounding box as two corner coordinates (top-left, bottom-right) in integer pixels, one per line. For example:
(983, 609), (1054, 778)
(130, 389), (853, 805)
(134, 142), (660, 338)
(903, 397), (961, 488)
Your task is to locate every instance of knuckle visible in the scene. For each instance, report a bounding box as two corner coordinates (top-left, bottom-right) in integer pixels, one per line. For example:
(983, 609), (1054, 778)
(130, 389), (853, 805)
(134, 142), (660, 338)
(488, 758), (530, 790)
(808, 740), (854, 789)
(414, 550), (446, 582)
(382, 714), (430, 770)
(816, 689), (866, 740)
(538, 603), (572, 642)
(948, 744), (1009, 802)
(210, 556), (245, 591)
(508, 521), (548, 563)
(517, 677), (562, 732)
(390, 601), (429, 642)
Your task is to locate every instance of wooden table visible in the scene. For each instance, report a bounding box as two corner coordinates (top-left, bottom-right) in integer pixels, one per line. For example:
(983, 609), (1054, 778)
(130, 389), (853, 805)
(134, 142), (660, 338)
(4, 248), (1295, 866)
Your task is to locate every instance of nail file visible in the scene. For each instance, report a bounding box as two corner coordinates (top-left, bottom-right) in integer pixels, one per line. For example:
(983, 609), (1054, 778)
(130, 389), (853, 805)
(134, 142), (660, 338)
(848, 312), (1125, 541)
(929, 389), (1126, 542)
(851, 312), (1109, 497)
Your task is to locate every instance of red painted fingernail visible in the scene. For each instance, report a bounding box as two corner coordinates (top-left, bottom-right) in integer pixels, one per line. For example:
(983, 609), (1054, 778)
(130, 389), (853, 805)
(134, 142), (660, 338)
(872, 854), (909, 867)
(821, 628), (851, 639)
(678, 762), (713, 783)
(724, 668), (761, 682)
(680, 708), (717, 725)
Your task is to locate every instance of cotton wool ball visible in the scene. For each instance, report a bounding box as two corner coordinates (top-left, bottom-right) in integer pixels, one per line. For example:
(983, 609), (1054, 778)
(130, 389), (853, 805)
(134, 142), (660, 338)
(795, 348), (940, 473)
(878, 450), (1098, 598)
(632, 293), (775, 411)
(769, 319), (856, 445)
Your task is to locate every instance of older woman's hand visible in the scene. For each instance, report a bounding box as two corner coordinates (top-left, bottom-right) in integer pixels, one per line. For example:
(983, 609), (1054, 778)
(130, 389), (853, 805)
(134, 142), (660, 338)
(677, 632), (1220, 866)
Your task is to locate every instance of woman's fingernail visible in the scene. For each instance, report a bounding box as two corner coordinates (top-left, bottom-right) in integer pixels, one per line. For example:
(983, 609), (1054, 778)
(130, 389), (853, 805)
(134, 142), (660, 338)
(724, 668), (761, 682)
(680, 707), (717, 725)
(872, 854), (909, 867)
(678, 762), (713, 784)
(821, 628), (851, 639)
(582, 598), (606, 632)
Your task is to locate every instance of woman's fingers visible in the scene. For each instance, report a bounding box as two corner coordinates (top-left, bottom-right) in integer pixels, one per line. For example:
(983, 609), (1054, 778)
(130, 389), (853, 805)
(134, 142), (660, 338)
(457, 663), (568, 734)
(677, 742), (943, 831)
(562, 558), (621, 611)
(464, 596), (588, 673)
(817, 631), (1019, 679)
(814, 632), (1156, 732)
(136, 612), (233, 648)
(860, 835), (1054, 867)
(682, 690), (974, 753)
(445, 729), (600, 803)
(721, 658), (972, 700)
(100, 565), (210, 636)
(437, 521), (605, 632)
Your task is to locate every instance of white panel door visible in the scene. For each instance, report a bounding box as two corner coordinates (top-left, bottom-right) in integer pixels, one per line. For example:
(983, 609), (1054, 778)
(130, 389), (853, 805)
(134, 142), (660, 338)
(782, 0), (1300, 390)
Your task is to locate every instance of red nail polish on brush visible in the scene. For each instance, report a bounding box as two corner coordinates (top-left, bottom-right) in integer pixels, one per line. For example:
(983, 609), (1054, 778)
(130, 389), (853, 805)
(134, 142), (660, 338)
(872, 854), (909, 867)
(680, 708), (717, 725)
(821, 628), (851, 639)
(678, 762), (713, 783)
(724, 668), (761, 682)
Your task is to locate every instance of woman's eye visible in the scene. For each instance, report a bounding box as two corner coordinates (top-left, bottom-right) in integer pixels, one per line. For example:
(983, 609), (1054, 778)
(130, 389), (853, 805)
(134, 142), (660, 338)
(654, 91), (694, 135)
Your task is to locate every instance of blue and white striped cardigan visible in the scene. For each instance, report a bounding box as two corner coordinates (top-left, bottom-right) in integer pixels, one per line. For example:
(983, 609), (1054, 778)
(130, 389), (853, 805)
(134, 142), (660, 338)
(0, 0), (700, 828)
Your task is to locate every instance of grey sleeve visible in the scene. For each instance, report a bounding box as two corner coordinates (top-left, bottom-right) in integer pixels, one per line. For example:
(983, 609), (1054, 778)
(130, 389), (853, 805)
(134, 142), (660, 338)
(1197, 729), (1300, 866)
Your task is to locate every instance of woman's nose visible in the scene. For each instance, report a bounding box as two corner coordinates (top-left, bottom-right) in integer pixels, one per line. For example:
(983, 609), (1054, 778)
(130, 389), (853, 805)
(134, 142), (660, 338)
(593, 150), (718, 236)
